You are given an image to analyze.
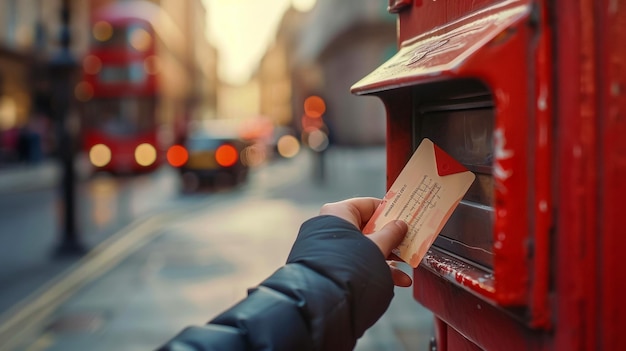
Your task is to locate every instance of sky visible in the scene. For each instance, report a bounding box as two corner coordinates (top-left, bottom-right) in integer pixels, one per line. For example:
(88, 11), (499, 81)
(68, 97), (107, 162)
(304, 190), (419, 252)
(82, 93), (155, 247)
(204, 0), (316, 85)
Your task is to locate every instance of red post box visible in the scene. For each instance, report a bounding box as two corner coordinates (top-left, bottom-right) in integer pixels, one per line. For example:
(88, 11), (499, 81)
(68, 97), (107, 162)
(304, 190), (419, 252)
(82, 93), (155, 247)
(352, 0), (626, 350)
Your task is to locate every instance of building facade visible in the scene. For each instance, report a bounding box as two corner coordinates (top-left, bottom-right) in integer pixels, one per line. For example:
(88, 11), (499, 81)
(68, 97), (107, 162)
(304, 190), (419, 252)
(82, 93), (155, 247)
(0, 0), (217, 165)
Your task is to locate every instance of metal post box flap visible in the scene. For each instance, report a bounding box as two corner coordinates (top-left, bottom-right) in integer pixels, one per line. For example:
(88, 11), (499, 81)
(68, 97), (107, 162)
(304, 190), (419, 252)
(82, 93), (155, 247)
(351, 0), (530, 95)
(350, 0), (554, 329)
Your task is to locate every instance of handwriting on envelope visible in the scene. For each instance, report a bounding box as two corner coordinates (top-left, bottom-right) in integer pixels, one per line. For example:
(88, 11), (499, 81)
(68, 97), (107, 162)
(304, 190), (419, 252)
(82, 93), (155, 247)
(363, 138), (475, 268)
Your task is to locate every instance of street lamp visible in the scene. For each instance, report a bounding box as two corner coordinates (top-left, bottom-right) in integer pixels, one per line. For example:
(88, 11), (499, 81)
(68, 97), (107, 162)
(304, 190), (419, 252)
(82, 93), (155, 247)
(49, 0), (85, 256)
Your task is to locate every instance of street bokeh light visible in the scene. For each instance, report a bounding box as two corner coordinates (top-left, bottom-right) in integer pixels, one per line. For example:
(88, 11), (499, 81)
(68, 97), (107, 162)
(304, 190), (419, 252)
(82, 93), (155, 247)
(92, 20), (113, 42)
(89, 144), (112, 167)
(215, 144), (239, 167)
(167, 145), (189, 167)
(303, 95), (326, 118)
(277, 135), (300, 158)
(306, 129), (329, 152)
(135, 143), (157, 167)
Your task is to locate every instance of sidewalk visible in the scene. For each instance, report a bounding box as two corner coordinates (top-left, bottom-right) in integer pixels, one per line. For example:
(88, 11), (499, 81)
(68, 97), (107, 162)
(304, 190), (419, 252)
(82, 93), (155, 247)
(0, 160), (60, 194)
(0, 156), (92, 194)
(0, 148), (434, 351)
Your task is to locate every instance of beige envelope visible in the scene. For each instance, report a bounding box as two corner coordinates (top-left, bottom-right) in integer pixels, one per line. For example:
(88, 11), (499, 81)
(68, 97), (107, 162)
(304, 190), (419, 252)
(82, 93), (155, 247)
(363, 138), (475, 268)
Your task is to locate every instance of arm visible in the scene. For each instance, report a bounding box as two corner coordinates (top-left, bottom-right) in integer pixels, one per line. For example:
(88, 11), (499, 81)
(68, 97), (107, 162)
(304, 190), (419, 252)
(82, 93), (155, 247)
(157, 199), (408, 351)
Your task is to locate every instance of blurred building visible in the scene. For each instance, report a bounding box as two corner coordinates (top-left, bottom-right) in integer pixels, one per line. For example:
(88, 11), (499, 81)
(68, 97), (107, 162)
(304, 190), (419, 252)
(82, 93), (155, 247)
(0, 0), (217, 166)
(0, 0), (90, 164)
(143, 0), (218, 124)
(256, 0), (396, 146)
(293, 0), (396, 146)
(256, 7), (307, 130)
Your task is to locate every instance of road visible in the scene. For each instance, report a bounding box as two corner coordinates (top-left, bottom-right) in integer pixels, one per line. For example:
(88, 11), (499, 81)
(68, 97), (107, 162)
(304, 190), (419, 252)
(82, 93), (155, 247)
(0, 147), (434, 351)
(0, 163), (181, 315)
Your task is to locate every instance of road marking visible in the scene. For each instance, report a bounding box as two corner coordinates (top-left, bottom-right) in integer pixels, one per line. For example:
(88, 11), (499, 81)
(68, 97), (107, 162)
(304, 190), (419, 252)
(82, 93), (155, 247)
(0, 208), (184, 350)
(23, 333), (54, 351)
(0, 187), (241, 350)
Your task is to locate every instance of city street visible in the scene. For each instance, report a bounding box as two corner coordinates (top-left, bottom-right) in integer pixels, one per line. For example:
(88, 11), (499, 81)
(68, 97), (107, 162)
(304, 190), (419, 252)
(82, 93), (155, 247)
(0, 147), (433, 351)
(0, 158), (181, 315)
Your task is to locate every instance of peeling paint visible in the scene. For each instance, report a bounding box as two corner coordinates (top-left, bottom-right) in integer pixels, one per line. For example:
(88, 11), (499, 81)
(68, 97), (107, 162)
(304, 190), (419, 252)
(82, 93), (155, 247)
(494, 128), (514, 181)
(573, 145), (582, 158)
(537, 85), (548, 111)
(609, 0), (619, 14)
(494, 129), (514, 159)
(537, 85), (549, 148)
(539, 200), (548, 212)
(423, 251), (496, 298)
(495, 89), (510, 110)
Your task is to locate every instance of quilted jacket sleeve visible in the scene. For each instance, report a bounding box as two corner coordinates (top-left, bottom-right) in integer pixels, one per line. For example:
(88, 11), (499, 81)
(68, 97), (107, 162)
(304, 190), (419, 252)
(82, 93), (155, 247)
(157, 215), (395, 351)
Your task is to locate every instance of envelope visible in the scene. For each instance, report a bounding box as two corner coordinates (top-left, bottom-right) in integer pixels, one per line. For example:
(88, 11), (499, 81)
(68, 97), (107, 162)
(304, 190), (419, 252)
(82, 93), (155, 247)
(363, 138), (475, 267)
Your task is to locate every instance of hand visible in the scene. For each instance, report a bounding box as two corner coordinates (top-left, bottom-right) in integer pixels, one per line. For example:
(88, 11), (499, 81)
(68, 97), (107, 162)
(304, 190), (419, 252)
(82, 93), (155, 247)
(319, 197), (413, 287)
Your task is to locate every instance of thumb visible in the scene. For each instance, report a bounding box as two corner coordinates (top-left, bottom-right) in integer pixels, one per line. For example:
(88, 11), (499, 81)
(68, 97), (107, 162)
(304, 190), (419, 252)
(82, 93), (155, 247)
(367, 220), (408, 257)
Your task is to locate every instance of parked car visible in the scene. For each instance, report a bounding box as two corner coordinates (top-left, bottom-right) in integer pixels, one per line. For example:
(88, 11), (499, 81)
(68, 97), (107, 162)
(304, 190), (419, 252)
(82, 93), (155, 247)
(167, 132), (249, 191)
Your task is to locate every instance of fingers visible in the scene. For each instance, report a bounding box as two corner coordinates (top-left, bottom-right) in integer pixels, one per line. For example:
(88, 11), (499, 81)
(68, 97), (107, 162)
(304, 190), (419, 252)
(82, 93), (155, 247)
(370, 221), (412, 287)
(320, 198), (413, 287)
(389, 261), (413, 287)
(319, 197), (382, 228)
(367, 220), (408, 257)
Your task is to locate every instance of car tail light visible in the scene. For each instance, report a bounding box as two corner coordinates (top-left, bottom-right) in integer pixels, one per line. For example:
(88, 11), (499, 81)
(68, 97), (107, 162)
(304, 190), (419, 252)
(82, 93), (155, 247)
(215, 144), (238, 167)
(167, 145), (189, 167)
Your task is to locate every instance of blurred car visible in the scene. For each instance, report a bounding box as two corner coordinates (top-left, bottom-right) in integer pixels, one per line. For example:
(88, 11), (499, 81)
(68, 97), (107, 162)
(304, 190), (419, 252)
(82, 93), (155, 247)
(167, 132), (249, 191)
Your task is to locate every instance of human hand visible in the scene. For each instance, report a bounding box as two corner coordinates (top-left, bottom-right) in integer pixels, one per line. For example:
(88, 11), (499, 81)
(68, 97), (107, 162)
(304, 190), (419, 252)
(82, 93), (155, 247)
(319, 197), (413, 287)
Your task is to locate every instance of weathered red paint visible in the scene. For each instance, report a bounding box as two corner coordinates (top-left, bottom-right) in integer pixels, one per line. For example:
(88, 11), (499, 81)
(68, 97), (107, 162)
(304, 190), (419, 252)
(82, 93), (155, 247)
(422, 250), (496, 301)
(597, 1), (626, 349)
(354, 0), (540, 308)
(353, 0), (626, 349)
(554, 0), (626, 350)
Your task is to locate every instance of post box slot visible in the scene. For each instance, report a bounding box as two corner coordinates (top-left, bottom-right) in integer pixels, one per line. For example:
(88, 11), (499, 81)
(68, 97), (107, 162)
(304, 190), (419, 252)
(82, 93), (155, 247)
(412, 79), (495, 269)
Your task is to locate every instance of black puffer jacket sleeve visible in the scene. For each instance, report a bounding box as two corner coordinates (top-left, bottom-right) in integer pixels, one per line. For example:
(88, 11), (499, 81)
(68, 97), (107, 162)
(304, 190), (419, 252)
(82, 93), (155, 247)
(157, 215), (395, 351)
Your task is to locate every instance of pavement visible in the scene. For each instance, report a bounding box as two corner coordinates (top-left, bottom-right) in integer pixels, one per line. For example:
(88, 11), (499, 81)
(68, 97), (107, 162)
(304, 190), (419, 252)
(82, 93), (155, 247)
(0, 149), (434, 351)
(0, 160), (60, 194)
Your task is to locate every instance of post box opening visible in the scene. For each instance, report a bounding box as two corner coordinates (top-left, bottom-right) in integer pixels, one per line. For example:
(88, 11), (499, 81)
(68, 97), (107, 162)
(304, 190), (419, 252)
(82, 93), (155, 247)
(411, 78), (495, 271)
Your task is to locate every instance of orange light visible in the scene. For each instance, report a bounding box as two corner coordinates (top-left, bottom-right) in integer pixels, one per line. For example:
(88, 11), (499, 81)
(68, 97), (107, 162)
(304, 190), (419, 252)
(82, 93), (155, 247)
(93, 21), (113, 42)
(301, 114), (325, 130)
(167, 145), (188, 167)
(130, 28), (152, 51)
(303, 95), (326, 118)
(215, 144), (238, 167)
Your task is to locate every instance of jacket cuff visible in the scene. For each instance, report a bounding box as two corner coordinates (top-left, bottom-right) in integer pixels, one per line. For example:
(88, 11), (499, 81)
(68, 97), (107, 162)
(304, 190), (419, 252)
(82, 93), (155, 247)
(287, 215), (395, 337)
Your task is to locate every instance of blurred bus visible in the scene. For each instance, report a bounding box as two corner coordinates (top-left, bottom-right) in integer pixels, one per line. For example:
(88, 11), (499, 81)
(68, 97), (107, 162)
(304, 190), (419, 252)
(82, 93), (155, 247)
(77, 1), (190, 174)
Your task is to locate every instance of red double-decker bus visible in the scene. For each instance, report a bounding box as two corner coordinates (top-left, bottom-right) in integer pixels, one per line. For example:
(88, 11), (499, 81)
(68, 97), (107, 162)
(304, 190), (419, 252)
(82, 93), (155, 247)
(77, 1), (189, 173)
